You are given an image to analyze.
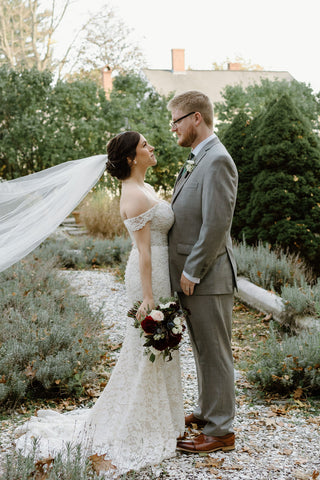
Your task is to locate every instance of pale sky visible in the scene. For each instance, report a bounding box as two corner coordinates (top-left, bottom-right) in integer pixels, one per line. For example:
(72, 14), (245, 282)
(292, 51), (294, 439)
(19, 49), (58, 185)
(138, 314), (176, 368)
(53, 0), (320, 93)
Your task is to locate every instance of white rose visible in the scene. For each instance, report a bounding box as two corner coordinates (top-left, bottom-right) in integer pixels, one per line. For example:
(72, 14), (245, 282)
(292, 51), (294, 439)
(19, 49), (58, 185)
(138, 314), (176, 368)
(172, 327), (179, 335)
(174, 317), (182, 326)
(159, 301), (175, 309)
(150, 310), (164, 321)
(186, 160), (195, 172)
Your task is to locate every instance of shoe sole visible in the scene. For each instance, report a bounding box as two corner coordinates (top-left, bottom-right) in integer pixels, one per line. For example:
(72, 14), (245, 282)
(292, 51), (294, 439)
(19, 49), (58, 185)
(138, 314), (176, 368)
(177, 445), (235, 453)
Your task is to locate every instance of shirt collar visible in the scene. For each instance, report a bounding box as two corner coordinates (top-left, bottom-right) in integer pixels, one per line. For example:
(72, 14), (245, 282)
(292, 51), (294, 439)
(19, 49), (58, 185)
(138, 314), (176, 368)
(191, 134), (216, 157)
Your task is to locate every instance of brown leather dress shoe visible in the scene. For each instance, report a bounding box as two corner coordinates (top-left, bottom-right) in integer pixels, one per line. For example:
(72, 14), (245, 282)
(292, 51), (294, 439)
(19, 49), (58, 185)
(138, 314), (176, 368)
(185, 413), (207, 427)
(177, 433), (235, 453)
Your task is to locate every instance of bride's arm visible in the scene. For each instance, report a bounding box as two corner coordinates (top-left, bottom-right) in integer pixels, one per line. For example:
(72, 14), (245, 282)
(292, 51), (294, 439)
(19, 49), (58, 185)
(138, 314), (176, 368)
(132, 223), (155, 320)
(121, 189), (155, 320)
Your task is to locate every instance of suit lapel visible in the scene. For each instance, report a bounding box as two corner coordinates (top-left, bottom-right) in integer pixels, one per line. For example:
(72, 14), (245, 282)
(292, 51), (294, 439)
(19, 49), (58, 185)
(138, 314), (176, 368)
(172, 137), (220, 205)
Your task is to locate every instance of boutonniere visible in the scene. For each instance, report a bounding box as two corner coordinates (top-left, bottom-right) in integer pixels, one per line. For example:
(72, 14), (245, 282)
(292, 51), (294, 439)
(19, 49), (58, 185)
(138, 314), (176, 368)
(185, 158), (195, 173)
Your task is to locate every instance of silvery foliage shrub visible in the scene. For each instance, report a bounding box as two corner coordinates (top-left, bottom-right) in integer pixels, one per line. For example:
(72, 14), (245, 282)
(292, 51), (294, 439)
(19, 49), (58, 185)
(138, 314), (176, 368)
(234, 240), (309, 292)
(248, 323), (320, 395)
(1, 441), (104, 479)
(281, 279), (320, 317)
(234, 240), (320, 323)
(0, 256), (105, 408)
(35, 235), (131, 270)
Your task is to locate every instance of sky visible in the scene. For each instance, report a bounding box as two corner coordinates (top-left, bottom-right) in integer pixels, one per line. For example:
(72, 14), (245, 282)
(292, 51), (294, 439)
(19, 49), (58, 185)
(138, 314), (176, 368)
(53, 0), (320, 93)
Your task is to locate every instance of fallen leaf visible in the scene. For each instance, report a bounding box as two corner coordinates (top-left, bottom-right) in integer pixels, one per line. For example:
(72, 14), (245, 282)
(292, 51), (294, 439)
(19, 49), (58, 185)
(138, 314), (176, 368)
(24, 364), (36, 379)
(227, 464), (244, 471)
(264, 418), (277, 428)
(267, 410), (277, 417)
(196, 457), (225, 469)
(89, 453), (116, 474)
(270, 405), (289, 416)
(293, 387), (304, 400)
(295, 458), (310, 465)
(292, 469), (313, 480)
(306, 417), (320, 426)
(280, 449), (293, 455)
(31, 457), (54, 480)
(240, 446), (255, 455)
(86, 388), (101, 397)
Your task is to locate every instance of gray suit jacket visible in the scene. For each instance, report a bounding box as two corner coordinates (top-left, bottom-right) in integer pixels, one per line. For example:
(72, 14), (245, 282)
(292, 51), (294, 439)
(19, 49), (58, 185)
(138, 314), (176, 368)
(168, 137), (238, 295)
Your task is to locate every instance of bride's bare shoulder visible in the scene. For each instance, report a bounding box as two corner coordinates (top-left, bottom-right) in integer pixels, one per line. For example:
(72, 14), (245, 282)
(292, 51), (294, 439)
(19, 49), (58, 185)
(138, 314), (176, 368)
(120, 186), (152, 220)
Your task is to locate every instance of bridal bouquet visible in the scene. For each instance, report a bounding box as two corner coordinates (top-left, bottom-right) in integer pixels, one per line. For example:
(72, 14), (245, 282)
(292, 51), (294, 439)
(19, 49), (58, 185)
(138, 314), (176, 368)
(128, 299), (187, 362)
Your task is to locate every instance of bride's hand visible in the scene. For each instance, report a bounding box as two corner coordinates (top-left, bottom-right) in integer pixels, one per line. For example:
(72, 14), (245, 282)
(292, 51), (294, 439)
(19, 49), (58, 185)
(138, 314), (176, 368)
(136, 298), (155, 321)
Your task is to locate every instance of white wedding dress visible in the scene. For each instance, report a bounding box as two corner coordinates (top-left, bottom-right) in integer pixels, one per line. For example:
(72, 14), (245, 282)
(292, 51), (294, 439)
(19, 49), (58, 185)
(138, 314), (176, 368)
(15, 201), (184, 476)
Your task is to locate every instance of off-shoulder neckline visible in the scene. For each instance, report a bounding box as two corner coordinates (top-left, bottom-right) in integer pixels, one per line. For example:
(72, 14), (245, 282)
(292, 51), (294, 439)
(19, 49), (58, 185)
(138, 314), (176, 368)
(123, 200), (168, 224)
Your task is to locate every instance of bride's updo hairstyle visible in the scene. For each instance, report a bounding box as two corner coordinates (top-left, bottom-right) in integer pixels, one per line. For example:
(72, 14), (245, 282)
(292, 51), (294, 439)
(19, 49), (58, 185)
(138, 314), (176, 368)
(106, 131), (140, 180)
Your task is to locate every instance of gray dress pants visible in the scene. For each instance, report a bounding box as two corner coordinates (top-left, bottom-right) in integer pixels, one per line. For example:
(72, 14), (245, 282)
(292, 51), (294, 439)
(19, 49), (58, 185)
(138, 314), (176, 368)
(178, 292), (235, 436)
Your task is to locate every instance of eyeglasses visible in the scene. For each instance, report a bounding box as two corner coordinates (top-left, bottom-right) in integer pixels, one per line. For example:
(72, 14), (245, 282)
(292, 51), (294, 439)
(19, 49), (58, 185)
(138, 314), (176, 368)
(170, 112), (195, 129)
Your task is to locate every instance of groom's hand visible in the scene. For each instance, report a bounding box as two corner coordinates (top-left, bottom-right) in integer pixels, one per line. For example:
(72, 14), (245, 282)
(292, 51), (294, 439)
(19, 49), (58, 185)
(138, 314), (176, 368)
(180, 273), (195, 296)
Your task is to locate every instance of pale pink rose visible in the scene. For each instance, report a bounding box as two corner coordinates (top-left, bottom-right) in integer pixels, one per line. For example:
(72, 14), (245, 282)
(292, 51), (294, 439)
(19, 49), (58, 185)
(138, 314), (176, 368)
(150, 310), (164, 321)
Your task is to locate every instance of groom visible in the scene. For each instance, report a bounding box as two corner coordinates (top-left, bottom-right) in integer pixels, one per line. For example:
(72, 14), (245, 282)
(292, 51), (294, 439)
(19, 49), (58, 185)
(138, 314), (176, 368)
(167, 90), (238, 453)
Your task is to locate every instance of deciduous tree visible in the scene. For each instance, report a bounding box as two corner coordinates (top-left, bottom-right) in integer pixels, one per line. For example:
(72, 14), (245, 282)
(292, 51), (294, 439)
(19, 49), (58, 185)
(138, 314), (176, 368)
(0, 66), (108, 179)
(215, 79), (320, 137)
(0, 0), (71, 71)
(63, 4), (145, 79)
(104, 73), (186, 193)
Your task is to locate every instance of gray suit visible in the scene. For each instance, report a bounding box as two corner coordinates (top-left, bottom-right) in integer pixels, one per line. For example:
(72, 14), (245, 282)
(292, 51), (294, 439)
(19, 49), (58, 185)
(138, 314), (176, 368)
(168, 136), (238, 436)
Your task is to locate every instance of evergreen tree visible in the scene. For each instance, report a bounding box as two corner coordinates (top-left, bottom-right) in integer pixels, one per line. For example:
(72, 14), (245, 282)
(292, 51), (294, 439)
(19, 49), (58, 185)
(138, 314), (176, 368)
(243, 94), (320, 271)
(221, 111), (258, 239)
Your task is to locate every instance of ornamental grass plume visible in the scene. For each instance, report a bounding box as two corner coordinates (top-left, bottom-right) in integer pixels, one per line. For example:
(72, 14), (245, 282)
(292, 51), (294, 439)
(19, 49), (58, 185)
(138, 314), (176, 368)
(79, 189), (127, 239)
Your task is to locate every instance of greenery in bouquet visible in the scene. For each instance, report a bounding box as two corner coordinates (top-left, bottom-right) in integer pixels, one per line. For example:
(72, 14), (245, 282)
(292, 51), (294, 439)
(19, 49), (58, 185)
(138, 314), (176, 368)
(127, 299), (187, 363)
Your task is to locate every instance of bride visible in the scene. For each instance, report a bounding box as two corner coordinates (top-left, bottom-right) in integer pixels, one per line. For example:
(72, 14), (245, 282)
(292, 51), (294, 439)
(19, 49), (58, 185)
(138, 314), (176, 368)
(14, 131), (185, 475)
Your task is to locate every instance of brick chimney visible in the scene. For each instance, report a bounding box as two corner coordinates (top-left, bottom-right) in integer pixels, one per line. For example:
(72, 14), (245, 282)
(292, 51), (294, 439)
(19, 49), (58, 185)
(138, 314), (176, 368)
(228, 62), (242, 71)
(171, 49), (185, 73)
(101, 65), (112, 98)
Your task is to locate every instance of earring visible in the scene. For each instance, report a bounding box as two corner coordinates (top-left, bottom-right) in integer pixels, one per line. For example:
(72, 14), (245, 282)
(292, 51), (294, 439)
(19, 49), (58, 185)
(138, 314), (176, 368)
(133, 160), (137, 165)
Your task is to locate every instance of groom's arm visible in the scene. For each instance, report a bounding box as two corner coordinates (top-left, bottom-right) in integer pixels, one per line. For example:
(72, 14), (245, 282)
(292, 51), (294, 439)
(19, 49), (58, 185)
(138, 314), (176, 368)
(183, 153), (238, 281)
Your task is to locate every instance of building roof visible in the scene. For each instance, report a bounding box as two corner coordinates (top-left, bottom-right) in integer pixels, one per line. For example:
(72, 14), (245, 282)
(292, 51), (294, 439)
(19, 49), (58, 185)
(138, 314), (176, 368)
(143, 68), (294, 105)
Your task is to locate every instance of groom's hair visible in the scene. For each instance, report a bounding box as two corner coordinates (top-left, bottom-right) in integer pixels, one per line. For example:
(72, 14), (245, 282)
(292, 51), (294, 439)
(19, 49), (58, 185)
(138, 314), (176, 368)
(167, 91), (213, 129)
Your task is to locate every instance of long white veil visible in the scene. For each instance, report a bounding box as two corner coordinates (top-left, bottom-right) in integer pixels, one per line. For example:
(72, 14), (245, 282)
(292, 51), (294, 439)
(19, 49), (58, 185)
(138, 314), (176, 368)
(0, 154), (107, 273)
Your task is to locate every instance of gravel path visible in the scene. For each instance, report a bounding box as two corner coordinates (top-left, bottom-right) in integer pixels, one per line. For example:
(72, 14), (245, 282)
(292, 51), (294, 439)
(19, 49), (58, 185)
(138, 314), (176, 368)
(1, 270), (319, 479)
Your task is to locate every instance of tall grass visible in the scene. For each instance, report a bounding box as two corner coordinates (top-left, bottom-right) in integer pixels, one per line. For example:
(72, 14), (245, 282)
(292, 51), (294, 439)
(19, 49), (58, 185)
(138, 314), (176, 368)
(79, 189), (127, 239)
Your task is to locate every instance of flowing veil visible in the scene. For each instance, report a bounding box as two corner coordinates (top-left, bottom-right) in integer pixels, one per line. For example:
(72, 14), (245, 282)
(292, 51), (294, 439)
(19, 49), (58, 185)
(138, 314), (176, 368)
(0, 155), (107, 273)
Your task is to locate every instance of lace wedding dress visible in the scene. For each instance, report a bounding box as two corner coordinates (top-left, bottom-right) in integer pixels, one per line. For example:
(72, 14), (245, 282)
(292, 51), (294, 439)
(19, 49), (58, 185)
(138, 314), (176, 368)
(15, 201), (184, 476)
